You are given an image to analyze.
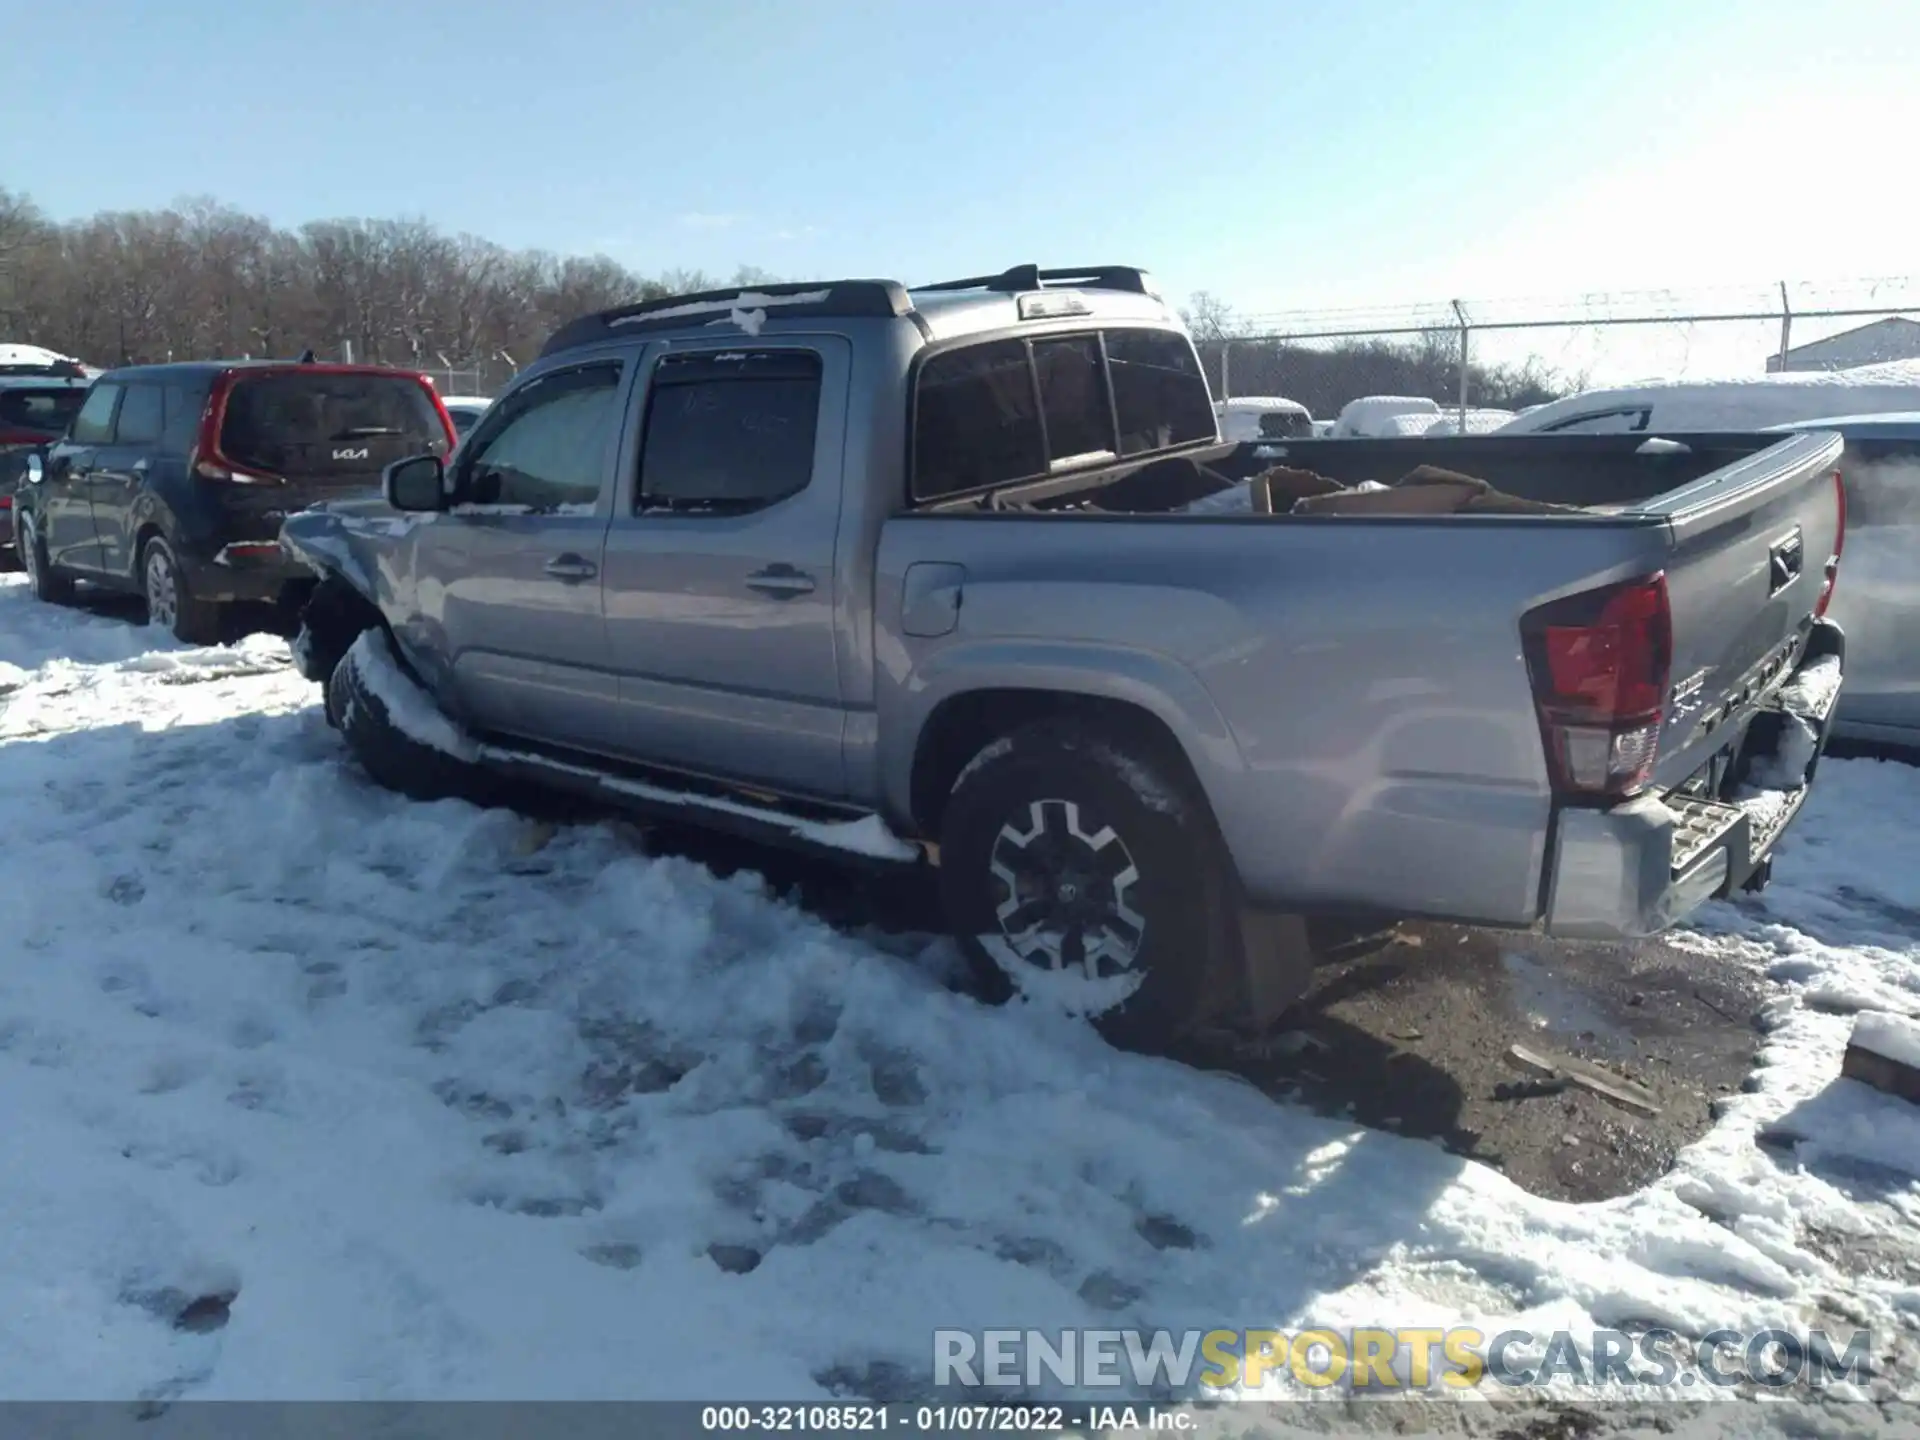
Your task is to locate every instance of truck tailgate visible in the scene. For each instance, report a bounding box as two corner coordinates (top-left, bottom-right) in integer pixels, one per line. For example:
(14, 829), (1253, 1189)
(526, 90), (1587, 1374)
(1636, 430), (1845, 791)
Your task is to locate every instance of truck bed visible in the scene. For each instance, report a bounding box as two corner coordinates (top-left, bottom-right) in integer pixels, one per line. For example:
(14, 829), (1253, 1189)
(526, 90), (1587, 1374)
(879, 428), (1847, 931)
(925, 432), (1808, 518)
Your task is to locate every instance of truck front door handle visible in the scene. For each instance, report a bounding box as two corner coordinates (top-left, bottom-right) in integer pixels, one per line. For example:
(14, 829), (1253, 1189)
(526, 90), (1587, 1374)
(746, 565), (816, 598)
(543, 554), (598, 582)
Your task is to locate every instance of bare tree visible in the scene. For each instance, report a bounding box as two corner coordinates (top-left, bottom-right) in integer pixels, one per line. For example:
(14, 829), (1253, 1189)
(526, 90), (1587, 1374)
(1180, 290), (1242, 344)
(2, 188), (787, 393)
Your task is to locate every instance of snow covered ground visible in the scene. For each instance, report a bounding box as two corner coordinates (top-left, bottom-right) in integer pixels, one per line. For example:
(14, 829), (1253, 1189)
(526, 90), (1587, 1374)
(1, 574), (1918, 1412)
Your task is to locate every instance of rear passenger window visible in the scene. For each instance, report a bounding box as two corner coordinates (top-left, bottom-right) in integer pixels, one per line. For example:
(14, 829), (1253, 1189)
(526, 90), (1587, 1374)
(637, 350), (822, 513)
(113, 385), (165, 446)
(460, 362), (622, 512)
(69, 383), (121, 444)
(162, 385), (203, 448)
(913, 340), (1045, 500)
(1105, 329), (1218, 454)
(1032, 336), (1115, 464)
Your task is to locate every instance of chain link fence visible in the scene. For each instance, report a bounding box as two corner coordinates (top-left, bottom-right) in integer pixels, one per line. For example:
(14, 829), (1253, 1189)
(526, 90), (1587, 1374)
(1202, 278), (1920, 430)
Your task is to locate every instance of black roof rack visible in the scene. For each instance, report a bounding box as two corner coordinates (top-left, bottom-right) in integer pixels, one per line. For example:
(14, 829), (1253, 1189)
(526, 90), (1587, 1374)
(541, 279), (916, 357)
(914, 265), (1158, 298)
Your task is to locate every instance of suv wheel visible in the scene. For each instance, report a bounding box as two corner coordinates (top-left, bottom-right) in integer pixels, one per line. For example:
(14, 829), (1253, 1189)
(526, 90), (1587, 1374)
(17, 512), (75, 604)
(937, 720), (1232, 1053)
(141, 537), (223, 645)
(330, 629), (499, 806)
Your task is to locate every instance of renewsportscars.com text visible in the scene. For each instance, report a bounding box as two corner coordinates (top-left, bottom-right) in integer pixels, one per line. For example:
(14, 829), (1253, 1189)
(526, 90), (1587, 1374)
(934, 1326), (1875, 1393)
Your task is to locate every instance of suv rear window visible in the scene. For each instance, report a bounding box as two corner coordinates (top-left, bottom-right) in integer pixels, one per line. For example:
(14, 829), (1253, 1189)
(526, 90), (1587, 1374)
(0, 387), (87, 436)
(219, 371), (447, 475)
(913, 328), (1215, 501)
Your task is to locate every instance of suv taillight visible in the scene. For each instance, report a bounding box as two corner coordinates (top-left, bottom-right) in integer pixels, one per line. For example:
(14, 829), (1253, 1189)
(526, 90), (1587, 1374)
(1521, 573), (1673, 799)
(1814, 469), (1845, 620)
(192, 373), (282, 485)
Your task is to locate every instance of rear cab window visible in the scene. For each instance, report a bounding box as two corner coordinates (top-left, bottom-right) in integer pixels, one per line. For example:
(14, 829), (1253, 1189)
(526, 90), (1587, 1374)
(0, 386), (88, 437)
(219, 370), (448, 478)
(912, 327), (1215, 502)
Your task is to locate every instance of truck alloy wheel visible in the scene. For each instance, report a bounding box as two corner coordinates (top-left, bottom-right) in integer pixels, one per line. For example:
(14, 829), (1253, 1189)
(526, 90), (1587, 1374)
(984, 797), (1148, 985)
(938, 720), (1224, 1052)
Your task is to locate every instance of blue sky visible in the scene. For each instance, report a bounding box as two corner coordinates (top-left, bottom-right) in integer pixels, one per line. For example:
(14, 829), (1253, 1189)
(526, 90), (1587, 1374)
(7, 0), (1919, 377)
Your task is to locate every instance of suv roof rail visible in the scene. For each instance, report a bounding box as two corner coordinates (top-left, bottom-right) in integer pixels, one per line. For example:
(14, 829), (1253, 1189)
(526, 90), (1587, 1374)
(915, 264), (1159, 298)
(541, 279), (917, 356)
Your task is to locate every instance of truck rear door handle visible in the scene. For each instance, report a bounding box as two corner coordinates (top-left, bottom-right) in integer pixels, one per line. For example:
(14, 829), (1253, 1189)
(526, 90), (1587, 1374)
(543, 553), (598, 582)
(746, 565), (816, 598)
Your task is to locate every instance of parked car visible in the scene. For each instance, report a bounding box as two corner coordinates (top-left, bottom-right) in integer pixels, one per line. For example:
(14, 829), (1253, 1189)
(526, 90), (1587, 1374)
(440, 395), (492, 436)
(1424, 407), (1517, 436)
(0, 371), (92, 565)
(279, 265), (1846, 1053)
(1215, 396), (1314, 441)
(1494, 363), (1920, 435)
(1763, 412), (1920, 748)
(1331, 394), (1441, 437)
(15, 359), (456, 641)
(0, 343), (95, 377)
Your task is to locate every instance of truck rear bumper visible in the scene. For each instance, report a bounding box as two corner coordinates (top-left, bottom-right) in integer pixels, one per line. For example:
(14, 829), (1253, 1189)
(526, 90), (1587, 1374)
(1542, 620), (1844, 941)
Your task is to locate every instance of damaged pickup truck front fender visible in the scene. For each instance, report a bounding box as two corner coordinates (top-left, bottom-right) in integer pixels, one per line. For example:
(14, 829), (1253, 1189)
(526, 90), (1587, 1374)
(279, 503), (432, 686)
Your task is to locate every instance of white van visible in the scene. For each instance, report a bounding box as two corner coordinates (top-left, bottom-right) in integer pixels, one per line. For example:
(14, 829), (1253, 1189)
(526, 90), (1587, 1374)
(1215, 396), (1315, 441)
(1331, 395), (1441, 438)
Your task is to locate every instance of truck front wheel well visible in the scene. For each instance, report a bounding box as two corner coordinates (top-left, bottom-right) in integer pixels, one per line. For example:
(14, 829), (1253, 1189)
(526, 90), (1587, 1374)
(292, 573), (385, 685)
(910, 689), (1211, 838)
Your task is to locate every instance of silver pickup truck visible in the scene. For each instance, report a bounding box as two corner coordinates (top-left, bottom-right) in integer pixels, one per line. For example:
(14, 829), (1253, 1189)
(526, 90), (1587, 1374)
(280, 264), (1849, 1052)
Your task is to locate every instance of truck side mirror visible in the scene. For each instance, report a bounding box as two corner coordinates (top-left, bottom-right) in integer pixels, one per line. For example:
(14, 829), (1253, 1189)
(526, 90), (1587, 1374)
(384, 454), (447, 512)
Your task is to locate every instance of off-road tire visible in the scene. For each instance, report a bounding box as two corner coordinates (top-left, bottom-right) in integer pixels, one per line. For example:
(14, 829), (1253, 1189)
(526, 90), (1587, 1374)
(17, 511), (75, 604)
(140, 536), (223, 645)
(329, 629), (499, 806)
(937, 719), (1235, 1053)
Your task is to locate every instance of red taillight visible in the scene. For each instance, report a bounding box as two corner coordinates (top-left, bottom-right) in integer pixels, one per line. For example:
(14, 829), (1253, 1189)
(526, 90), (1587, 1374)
(1521, 573), (1673, 799)
(416, 376), (459, 453)
(1814, 469), (1845, 620)
(193, 371), (283, 485)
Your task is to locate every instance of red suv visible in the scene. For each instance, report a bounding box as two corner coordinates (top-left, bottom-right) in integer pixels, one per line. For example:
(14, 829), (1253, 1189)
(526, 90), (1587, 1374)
(0, 371), (93, 565)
